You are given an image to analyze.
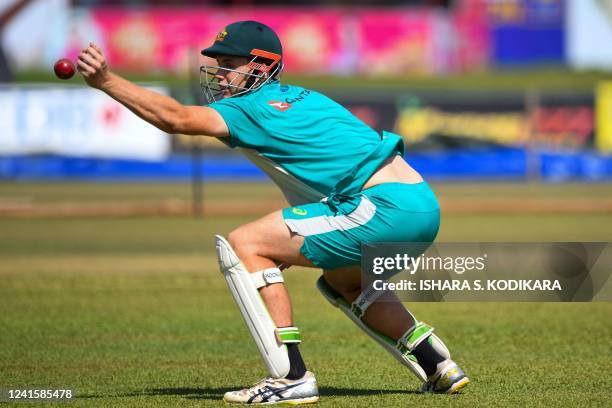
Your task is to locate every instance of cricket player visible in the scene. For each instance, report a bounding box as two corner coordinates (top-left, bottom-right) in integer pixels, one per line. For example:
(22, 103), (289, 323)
(77, 20), (469, 405)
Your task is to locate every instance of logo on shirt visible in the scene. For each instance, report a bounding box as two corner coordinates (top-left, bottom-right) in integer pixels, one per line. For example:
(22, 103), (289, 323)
(268, 100), (292, 112)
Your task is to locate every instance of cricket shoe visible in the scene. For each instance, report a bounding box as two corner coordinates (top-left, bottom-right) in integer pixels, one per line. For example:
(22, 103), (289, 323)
(421, 359), (470, 394)
(223, 371), (319, 405)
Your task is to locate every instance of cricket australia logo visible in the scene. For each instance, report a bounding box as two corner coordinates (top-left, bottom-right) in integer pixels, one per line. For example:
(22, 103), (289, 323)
(216, 30), (228, 42)
(268, 100), (292, 112)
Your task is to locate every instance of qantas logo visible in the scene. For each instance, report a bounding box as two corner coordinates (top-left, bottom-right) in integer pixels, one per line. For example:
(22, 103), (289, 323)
(268, 100), (292, 112)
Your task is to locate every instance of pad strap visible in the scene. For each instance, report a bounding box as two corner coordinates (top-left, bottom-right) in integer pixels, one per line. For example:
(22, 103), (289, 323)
(276, 326), (301, 344)
(251, 268), (284, 289)
(397, 321), (434, 352)
(351, 283), (386, 318)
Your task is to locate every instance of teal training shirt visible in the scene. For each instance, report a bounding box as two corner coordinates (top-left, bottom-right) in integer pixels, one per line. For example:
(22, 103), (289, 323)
(209, 81), (404, 200)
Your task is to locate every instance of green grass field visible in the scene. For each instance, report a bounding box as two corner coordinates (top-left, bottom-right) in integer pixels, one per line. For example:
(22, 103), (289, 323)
(1, 182), (611, 407)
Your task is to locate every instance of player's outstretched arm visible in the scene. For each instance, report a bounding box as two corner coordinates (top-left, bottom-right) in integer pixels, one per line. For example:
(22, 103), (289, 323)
(76, 42), (228, 138)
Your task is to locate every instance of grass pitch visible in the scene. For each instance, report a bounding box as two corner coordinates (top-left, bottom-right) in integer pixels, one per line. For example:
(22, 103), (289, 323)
(1, 182), (611, 407)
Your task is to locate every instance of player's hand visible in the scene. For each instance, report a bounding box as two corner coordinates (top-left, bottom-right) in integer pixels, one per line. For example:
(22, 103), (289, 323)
(77, 42), (110, 90)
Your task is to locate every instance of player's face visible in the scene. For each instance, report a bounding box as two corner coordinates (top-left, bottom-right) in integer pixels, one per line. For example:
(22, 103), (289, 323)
(215, 56), (251, 97)
(200, 53), (280, 103)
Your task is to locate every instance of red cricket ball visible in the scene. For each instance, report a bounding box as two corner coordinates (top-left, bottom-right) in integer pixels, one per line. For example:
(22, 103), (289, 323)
(54, 58), (75, 80)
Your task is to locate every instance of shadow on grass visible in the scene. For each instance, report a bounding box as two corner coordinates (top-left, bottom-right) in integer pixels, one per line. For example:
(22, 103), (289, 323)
(321, 387), (420, 397)
(76, 387), (233, 401)
(79, 386), (420, 400)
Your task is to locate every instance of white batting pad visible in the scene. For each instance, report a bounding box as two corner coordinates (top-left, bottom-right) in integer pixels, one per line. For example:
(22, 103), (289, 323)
(316, 276), (427, 382)
(215, 235), (290, 378)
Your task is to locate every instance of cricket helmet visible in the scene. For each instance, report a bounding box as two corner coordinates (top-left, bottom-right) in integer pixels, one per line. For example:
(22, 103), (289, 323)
(200, 21), (283, 103)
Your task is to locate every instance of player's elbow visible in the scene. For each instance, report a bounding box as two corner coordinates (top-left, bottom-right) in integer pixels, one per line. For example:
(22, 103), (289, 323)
(170, 106), (228, 137)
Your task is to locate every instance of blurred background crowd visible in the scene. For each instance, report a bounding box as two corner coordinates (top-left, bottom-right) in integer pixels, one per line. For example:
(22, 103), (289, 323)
(1, 0), (611, 183)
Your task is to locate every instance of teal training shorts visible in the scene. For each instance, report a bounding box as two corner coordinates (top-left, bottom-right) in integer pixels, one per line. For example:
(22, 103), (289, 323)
(282, 182), (440, 270)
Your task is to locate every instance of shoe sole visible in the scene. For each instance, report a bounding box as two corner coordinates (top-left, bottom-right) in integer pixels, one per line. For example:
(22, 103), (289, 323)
(224, 396), (319, 405)
(446, 377), (470, 394)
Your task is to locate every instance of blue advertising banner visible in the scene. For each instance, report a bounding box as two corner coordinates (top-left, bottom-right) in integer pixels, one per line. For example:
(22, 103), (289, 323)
(2, 149), (612, 182)
(488, 0), (565, 66)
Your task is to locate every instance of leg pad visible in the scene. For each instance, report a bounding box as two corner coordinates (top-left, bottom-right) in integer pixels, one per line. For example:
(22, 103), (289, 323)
(216, 234), (290, 378)
(316, 276), (428, 382)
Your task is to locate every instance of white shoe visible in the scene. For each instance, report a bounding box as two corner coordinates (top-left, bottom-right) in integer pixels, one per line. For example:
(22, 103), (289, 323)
(223, 371), (319, 405)
(421, 360), (470, 394)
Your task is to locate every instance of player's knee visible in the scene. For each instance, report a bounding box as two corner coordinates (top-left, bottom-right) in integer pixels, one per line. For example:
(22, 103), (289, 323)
(341, 286), (362, 303)
(227, 228), (256, 259)
(227, 229), (241, 249)
(323, 276), (361, 302)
